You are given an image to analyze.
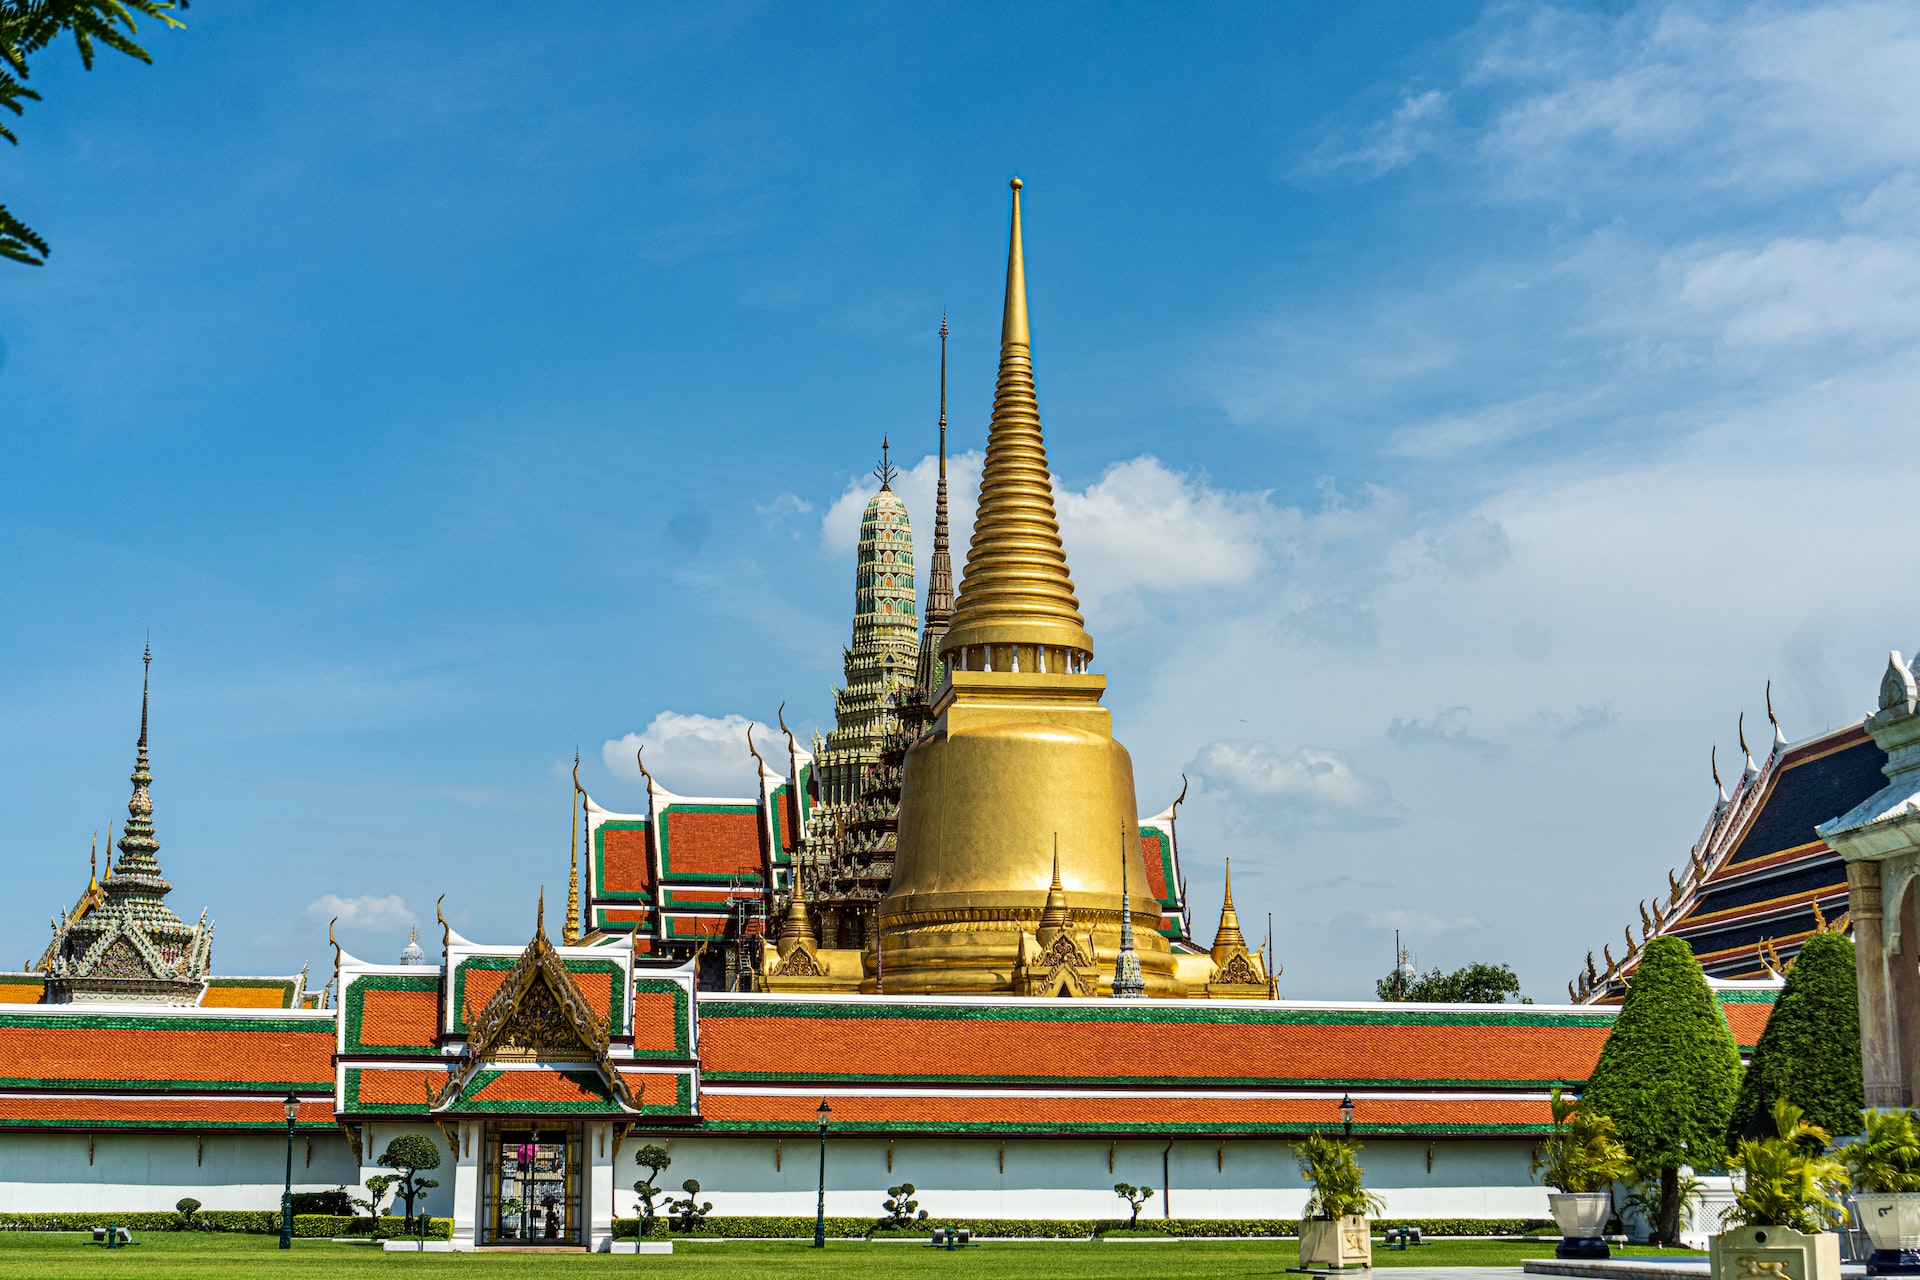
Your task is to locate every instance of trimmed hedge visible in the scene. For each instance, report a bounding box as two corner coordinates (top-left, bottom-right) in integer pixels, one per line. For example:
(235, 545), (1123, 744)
(1727, 931), (1862, 1146)
(0, 1212), (451, 1240)
(609, 1215), (1557, 1240)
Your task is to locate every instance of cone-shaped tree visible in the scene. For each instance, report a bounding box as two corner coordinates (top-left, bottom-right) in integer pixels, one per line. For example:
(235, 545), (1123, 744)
(1581, 936), (1741, 1245)
(1726, 931), (1862, 1145)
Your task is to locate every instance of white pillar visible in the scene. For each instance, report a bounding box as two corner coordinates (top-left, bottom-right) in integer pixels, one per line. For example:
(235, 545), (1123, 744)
(588, 1123), (616, 1252)
(449, 1122), (481, 1251)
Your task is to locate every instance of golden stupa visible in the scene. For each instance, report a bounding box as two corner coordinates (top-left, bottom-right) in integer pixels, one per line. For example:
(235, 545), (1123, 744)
(876, 179), (1184, 996)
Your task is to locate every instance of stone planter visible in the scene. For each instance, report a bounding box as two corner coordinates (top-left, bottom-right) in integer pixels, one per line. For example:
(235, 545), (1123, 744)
(1299, 1215), (1372, 1269)
(1857, 1192), (1920, 1275)
(1549, 1191), (1614, 1259)
(1709, 1223), (1842, 1280)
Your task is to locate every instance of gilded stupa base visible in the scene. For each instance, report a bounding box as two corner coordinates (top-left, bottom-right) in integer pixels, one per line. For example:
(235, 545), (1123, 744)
(867, 910), (1185, 997)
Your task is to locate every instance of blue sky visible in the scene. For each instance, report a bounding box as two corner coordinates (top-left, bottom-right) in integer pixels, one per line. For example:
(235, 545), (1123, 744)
(2, 1), (1915, 997)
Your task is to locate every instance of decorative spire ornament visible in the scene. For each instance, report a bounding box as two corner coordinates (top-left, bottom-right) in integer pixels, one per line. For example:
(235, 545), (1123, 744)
(914, 315), (955, 697)
(1111, 827), (1145, 999)
(565, 752), (582, 946)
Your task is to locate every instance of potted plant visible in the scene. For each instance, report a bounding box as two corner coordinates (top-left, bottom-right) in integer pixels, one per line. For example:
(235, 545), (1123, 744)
(1839, 1108), (1920, 1275)
(1533, 1087), (1635, 1258)
(1712, 1099), (1849, 1280)
(1293, 1132), (1385, 1270)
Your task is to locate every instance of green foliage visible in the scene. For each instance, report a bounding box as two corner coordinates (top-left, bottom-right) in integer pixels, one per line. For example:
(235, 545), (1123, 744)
(172, 1197), (201, 1230)
(288, 1187), (353, 1216)
(633, 1143), (672, 1227)
(669, 1178), (713, 1232)
(1581, 937), (1742, 1239)
(378, 1134), (444, 1231)
(0, 1212), (451, 1238)
(351, 1173), (396, 1225)
(1113, 1183), (1155, 1227)
(1292, 1132), (1387, 1220)
(1727, 932), (1863, 1146)
(0, 0), (187, 264)
(1622, 1169), (1701, 1234)
(878, 1183), (928, 1229)
(1838, 1108), (1920, 1193)
(1726, 1099), (1849, 1233)
(604, 1214), (1556, 1241)
(1532, 1088), (1635, 1193)
(1377, 961), (1525, 1003)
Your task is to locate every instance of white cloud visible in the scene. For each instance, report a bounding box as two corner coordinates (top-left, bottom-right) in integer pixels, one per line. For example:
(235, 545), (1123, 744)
(1675, 235), (1920, 345)
(1335, 89), (1451, 175)
(603, 710), (789, 800)
(1192, 739), (1393, 817)
(305, 894), (415, 932)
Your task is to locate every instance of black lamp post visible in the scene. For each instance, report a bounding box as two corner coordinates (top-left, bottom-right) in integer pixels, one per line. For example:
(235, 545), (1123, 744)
(1339, 1093), (1355, 1137)
(813, 1099), (831, 1249)
(278, 1092), (299, 1249)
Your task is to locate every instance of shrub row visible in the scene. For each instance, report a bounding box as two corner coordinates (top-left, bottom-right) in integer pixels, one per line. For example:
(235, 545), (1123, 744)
(609, 1215), (1556, 1240)
(0, 1212), (451, 1240)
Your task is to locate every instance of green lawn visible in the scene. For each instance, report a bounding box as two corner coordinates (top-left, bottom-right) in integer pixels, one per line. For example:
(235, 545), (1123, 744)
(0, 1233), (1704, 1279)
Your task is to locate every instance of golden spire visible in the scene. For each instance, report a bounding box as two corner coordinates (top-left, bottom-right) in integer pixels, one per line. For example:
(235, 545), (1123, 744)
(778, 862), (817, 947)
(1037, 839), (1073, 942)
(1210, 859), (1248, 963)
(942, 178), (1094, 666)
(564, 752), (582, 946)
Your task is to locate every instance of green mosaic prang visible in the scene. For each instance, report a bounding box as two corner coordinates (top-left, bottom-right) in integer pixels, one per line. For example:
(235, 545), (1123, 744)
(626, 979), (693, 1060)
(592, 820), (653, 904)
(656, 803), (764, 883)
(449, 956), (628, 1036)
(341, 973), (443, 1056)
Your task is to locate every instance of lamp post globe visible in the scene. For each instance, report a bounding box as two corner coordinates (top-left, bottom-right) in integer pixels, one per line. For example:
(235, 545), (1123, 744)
(1339, 1093), (1355, 1137)
(813, 1099), (831, 1249)
(278, 1092), (299, 1249)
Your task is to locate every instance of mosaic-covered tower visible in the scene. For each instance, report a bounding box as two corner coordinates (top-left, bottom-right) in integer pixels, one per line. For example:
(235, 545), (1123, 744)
(804, 446), (919, 946)
(881, 179), (1179, 995)
(45, 647), (213, 1004)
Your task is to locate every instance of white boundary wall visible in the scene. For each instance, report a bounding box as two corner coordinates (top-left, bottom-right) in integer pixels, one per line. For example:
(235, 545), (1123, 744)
(0, 1131), (1552, 1226)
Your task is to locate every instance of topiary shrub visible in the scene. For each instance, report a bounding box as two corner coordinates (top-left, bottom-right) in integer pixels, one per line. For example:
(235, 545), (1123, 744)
(378, 1134), (442, 1235)
(173, 1198), (202, 1231)
(1581, 936), (1741, 1246)
(1113, 1183), (1154, 1227)
(669, 1179), (712, 1232)
(1727, 931), (1862, 1146)
(290, 1187), (353, 1216)
(878, 1183), (928, 1229)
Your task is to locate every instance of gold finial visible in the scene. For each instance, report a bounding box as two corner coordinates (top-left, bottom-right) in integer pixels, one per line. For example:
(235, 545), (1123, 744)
(634, 746), (653, 790)
(88, 831), (97, 890)
(1037, 837), (1073, 940)
(1738, 712), (1749, 758)
(874, 437), (898, 491)
(436, 894), (449, 950)
(565, 756), (582, 946)
(327, 915), (340, 968)
(942, 177), (1094, 665)
(1711, 746), (1723, 791)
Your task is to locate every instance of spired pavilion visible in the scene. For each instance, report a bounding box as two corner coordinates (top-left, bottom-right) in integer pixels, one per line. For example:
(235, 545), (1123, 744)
(0, 180), (1792, 1250)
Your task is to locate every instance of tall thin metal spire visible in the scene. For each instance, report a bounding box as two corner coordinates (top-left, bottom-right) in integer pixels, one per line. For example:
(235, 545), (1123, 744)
(874, 436), (898, 490)
(1111, 825), (1145, 998)
(915, 314), (956, 695)
(565, 752), (582, 946)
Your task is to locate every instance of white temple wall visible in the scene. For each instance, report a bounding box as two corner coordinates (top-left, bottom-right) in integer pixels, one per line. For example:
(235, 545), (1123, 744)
(353, 1121), (456, 1220)
(635, 1136), (1551, 1222)
(0, 1131), (359, 1213)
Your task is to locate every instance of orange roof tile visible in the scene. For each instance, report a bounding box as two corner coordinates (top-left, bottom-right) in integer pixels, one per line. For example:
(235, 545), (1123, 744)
(200, 985), (293, 1009)
(698, 1006), (1609, 1087)
(700, 1092), (1551, 1133)
(662, 810), (760, 878)
(359, 988), (438, 1048)
(602, 828), (652, 895)
(0, 981), (46, 1006)
(0, 1096), (336, 1129)
(0, 1017), (334, 1089)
